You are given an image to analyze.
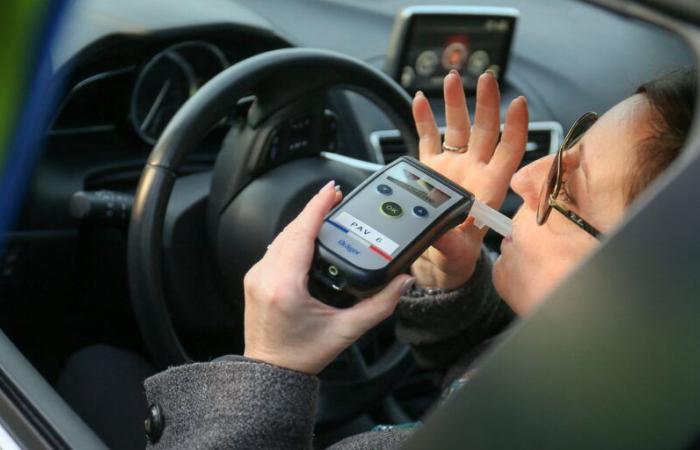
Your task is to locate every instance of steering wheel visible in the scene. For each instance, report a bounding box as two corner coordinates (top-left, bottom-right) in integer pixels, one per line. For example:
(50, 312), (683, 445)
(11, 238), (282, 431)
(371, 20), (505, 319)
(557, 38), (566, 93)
(128, 48), (419, 425)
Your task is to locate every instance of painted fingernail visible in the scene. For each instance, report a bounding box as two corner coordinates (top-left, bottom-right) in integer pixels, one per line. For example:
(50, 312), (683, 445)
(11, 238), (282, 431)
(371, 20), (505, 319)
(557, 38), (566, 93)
(320, 180), (335, 193)
(400, 277), (416, 296)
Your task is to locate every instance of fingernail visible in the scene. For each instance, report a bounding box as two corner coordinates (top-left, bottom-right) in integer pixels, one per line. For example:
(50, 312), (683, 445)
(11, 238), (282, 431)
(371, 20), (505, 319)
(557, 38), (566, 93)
(485, 69), (496, 78)
(334, 184), (341, 192)
(320, 180), (335, 193)
(400, 277), (416, 296)
(519, 95), (527, 105)
(415, 90), (424, 98)
(449, 69), (459, 76)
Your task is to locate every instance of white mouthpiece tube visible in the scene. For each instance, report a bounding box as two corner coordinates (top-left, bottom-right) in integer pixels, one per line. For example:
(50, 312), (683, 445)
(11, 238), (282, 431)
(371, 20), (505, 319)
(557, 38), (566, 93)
(468, 199), (512, 238)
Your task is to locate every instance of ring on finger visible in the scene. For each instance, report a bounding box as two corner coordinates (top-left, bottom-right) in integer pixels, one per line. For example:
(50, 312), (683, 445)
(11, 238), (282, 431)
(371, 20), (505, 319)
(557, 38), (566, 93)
(442, 142), (468, 153)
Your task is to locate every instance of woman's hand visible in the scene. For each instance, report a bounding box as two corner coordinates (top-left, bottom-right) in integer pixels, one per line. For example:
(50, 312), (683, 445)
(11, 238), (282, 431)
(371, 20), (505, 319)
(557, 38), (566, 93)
(411, 70), (529, 289)
(243, 181), (414, 375)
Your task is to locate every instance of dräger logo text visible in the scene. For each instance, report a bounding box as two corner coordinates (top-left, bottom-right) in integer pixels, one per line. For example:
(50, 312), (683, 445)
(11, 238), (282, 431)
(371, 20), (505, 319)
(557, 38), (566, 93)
(337, 239), (360, 255)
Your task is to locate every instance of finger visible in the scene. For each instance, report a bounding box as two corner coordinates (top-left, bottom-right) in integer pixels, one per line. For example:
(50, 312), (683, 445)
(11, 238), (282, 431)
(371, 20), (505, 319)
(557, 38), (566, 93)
(412, 91), (441, 159)
(335, 189), (343, 202)
(443, 70), (471, 148)
(267, 183), (342, 259)
(336, 275), (414, 340)
(275, 181), (339, 273)
(468, 71), (502, 162)
(269, 188), (343, 244)
(429, 227), (477, 256)
(491, 96), (529, 179)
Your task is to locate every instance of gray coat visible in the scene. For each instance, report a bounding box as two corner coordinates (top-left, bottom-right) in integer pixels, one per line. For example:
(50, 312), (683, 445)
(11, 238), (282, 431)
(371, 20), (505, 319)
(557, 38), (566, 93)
(144, 255), (513, 449)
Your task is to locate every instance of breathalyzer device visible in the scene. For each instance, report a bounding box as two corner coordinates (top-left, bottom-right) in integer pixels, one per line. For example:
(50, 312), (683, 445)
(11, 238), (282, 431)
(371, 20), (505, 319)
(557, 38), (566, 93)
(310, 156), (512, 306)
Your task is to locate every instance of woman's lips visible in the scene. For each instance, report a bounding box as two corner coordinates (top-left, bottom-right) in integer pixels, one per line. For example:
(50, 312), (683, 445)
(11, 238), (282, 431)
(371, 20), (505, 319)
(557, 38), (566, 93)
(500, 234), (513, 253)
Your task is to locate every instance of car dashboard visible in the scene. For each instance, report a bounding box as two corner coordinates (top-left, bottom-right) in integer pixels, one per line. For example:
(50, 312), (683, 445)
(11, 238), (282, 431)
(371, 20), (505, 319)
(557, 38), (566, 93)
(1, 0), (693, 408)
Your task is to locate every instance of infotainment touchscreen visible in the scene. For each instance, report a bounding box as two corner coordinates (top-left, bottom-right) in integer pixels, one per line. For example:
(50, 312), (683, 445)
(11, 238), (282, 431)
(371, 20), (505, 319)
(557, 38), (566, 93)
(385, 6), (518, 94)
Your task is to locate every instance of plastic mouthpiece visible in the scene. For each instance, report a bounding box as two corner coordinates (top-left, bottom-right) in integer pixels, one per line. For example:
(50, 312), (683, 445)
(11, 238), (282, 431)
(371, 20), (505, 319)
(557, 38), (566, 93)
(468, 199), (512, 238)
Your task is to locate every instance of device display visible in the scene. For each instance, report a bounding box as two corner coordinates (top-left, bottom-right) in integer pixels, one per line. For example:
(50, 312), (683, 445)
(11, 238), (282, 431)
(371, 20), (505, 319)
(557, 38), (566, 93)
(387, 168), (451, 208)
(310, 156), (474, 305)
(385, 6), (518, 94)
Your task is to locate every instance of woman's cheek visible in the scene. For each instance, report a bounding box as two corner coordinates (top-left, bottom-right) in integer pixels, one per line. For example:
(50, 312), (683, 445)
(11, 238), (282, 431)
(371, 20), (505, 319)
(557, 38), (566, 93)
(514, 257), (585, 315)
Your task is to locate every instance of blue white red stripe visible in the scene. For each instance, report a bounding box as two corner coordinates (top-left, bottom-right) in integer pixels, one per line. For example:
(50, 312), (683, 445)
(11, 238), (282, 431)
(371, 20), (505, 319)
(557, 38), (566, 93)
(325, 219), (393, 261)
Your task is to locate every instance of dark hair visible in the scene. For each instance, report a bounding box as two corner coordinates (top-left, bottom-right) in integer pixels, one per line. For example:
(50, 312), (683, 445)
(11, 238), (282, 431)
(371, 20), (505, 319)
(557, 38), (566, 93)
(625, 67), (697, 204)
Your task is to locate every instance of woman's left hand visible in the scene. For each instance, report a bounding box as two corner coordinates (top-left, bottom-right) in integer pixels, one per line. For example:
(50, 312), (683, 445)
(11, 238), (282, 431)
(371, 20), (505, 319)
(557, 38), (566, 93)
(242, 181), (414, 375)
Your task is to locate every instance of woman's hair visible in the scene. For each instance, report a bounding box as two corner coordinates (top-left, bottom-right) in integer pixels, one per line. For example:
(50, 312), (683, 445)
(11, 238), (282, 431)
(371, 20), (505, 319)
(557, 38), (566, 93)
(625, 67), (697, 204)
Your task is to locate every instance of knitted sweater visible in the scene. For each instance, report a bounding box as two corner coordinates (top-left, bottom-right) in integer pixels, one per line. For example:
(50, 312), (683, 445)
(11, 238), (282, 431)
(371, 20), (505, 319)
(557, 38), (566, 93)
(144, 254), (514, 449)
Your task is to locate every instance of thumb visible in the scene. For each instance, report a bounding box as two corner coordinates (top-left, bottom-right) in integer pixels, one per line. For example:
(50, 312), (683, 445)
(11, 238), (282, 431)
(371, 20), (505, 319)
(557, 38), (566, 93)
(274, 180), (341, 272)
(336, 275), (415, 339)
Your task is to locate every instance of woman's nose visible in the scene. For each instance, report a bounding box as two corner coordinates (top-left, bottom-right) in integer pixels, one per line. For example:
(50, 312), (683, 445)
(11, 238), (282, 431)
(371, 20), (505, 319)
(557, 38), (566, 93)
(510, 154), (554, 208)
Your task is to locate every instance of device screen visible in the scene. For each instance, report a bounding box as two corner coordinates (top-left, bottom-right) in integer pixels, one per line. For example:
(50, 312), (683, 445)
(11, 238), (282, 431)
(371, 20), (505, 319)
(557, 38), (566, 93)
(387, 168), (451, 208)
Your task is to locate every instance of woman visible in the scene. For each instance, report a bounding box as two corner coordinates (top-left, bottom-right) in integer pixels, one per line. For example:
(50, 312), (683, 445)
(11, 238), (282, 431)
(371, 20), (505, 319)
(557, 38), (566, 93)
(141, 67), (696, 449)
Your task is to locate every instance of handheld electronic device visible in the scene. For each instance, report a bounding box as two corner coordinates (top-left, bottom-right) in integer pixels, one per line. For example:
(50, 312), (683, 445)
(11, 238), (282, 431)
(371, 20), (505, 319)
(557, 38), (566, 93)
(310, 156), (486, 306)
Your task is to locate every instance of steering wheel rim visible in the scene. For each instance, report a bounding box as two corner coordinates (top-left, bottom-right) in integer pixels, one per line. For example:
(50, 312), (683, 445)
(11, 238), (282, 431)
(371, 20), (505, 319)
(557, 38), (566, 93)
(128, 47), (419, 423)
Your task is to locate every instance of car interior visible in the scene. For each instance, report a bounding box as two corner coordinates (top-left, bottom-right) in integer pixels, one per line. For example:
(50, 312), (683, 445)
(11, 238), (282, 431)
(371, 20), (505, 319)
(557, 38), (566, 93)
(0, 0), (698, 448)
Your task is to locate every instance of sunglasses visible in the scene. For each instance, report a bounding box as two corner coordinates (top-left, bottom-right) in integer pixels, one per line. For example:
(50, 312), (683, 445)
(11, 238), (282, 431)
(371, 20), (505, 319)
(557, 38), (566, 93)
(536, 112), (602, 239)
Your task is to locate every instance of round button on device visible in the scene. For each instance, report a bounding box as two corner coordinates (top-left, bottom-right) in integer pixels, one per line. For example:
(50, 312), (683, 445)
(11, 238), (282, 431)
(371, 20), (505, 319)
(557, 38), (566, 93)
(380, 201), (403, 218)
(376, 184), (393, 195)
(412, 206), (428, 218)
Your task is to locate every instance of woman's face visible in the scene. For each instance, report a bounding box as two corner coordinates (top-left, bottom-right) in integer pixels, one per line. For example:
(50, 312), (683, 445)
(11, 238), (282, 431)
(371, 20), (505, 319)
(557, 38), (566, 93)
(492, 94), (656, 315)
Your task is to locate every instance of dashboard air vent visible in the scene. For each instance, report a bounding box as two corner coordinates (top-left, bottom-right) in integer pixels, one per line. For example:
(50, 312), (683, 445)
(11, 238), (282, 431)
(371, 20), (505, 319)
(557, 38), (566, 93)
(369, 121), (563, 166)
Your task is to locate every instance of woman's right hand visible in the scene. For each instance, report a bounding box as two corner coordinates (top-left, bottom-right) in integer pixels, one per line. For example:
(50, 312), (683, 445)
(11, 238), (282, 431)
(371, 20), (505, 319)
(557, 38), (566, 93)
(242, 181), (413, 375)
(410, 70), (529, 289)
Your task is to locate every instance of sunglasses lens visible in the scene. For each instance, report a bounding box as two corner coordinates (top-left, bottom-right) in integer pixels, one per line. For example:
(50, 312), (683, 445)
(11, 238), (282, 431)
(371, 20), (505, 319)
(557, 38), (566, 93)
(565, 114), (596, 150)
(536, 155), (558, 224)
(536, 113), (597, 225)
